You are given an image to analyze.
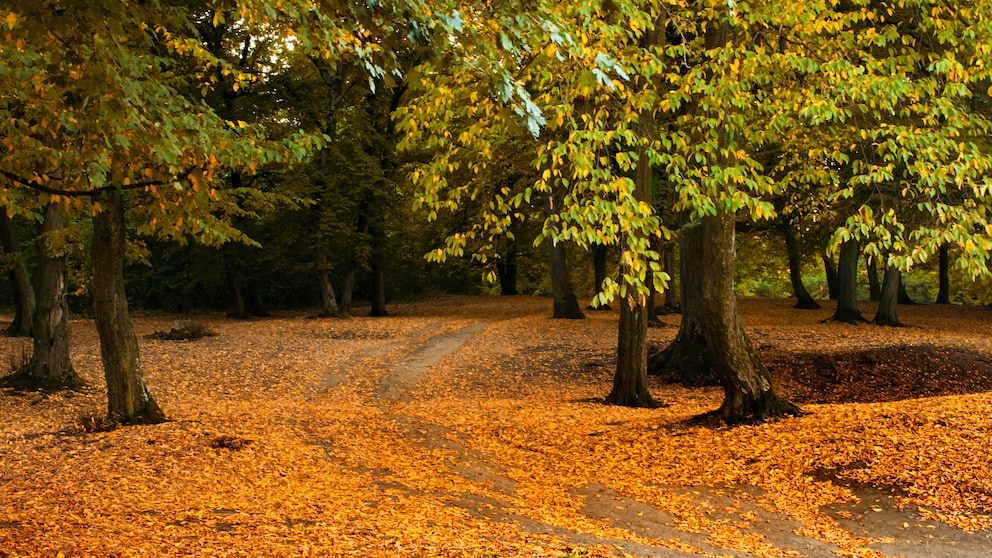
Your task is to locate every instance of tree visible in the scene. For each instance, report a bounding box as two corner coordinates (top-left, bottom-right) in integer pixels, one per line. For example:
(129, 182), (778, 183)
(0, 202), (84, 392)
(0, 1), (320, 421)
(0, 211), (34, 337)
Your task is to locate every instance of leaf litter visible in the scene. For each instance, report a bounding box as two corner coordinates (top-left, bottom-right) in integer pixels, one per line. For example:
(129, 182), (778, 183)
(1, 296), (990, 557)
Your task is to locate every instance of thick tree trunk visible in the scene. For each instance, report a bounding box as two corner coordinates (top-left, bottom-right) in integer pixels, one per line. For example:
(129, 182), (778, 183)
(936, 244), (950, 304)
(314, 245), (339, 317)
(605, 295), (658, 407)
(822, 250), (839, 300)
(496, 261), (518, 296)
(782, 226), (820, 310)
(873, 265), (903, 326)
(694, 213), (798, 422)
(866, 254), (881, 302)
(91, 190), (165, 424)
(0, 212), (35, 337)
(3, 203), (82, 391)
(543, 192), (584, 319)
(830, 240), (867, 323)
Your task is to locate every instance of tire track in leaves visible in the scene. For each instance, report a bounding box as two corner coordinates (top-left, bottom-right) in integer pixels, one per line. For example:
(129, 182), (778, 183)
(348, 319), (722, 557)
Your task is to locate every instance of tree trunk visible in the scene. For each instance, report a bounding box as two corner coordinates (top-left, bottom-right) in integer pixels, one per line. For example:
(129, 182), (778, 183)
(866, 254), (881, 302)
(496, 261), (518, 296)
(315, 245), (339, 317)
(340, 267), (356, 315)
(873, 265), (903, 326)
(607, 93), (660, 407)
(697, 213), (799, 422)
(822, 250), (839, 300)
(661, 243), (680, 313)
(0, 212), (35, 337)
(782, 226), (820, 309)
(368, 219), (387, 317)
(3, 203), (83, 391)
(369, 261), (387, 317)
(830, 239), (867, 323)
(223, 250), (249, 319)
(605, 295), (658, 407)
(543, 192), (584, 319)
(91, 189), (165, 424)
(936, 244), (950, 304)
(587, 244), (610, 309)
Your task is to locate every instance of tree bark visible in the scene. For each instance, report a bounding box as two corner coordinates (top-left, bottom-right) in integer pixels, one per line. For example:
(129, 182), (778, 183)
(822, 250), (839, 300)
(607, 96), (659, 407)
(936, 244), (950, 304)
(866, 254), (881, 302)
(543, 191), (584, 319)
(660, 243), (680, 313)
(91, 189), (165, 424)
(782, 226), (820, 309)
(830, 239), (868, 323)
(314, 245), (339, 317)
(3, 203), (83, 391)
(605, 295), (658, 407)
(0, 212), (35, 337)
(873, 265), (903, 326)
(340, 267), (356, 315)
(672, 214), (798, 422)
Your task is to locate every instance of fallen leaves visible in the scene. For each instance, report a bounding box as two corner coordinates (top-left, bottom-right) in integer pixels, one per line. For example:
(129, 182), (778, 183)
(1, 296), (991, 557)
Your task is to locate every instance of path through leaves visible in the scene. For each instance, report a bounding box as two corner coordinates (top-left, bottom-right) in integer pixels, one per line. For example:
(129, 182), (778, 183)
(1, 296), (991, 557)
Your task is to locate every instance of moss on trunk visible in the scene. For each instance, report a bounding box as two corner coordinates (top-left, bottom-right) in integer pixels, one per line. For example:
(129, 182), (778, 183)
(91, 190), (165, 424)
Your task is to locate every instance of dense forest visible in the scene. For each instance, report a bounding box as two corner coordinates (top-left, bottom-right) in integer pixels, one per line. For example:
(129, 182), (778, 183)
(2, 1), (992, 424)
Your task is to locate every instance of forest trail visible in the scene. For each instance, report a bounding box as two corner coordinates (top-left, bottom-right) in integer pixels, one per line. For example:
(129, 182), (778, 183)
(330, 302), (992, 557)
(3, 296), (992, 557)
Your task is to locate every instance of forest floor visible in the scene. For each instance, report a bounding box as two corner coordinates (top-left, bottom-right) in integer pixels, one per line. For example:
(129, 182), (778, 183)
(1, 296), (991, 557)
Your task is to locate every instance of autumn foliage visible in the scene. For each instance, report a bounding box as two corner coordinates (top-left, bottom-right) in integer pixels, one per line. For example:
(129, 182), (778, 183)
(1, 296), (990, 557)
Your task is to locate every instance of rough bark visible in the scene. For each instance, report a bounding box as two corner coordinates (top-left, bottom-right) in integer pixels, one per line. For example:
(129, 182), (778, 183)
(91, 190), (165, 424)
(605, 295), (659, 407)
(543, 192), (584, 320)
(679, 214), (799, 422)
(830, 240), (868, 323)
(822, 250), (839, 300)
(873, 265), (903, 326)
(314, 245), (339, 317)
(866, 254), (881, 302)
(0, 212), (35, 337)
(782, 226), (820, 310)
(936, 244), (950, 304)
(2, 203), (83, 391)
(648, 222), (721, 387)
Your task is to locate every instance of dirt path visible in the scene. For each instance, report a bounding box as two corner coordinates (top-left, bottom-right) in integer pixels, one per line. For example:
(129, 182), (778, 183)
(338, 310), (992, 558)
